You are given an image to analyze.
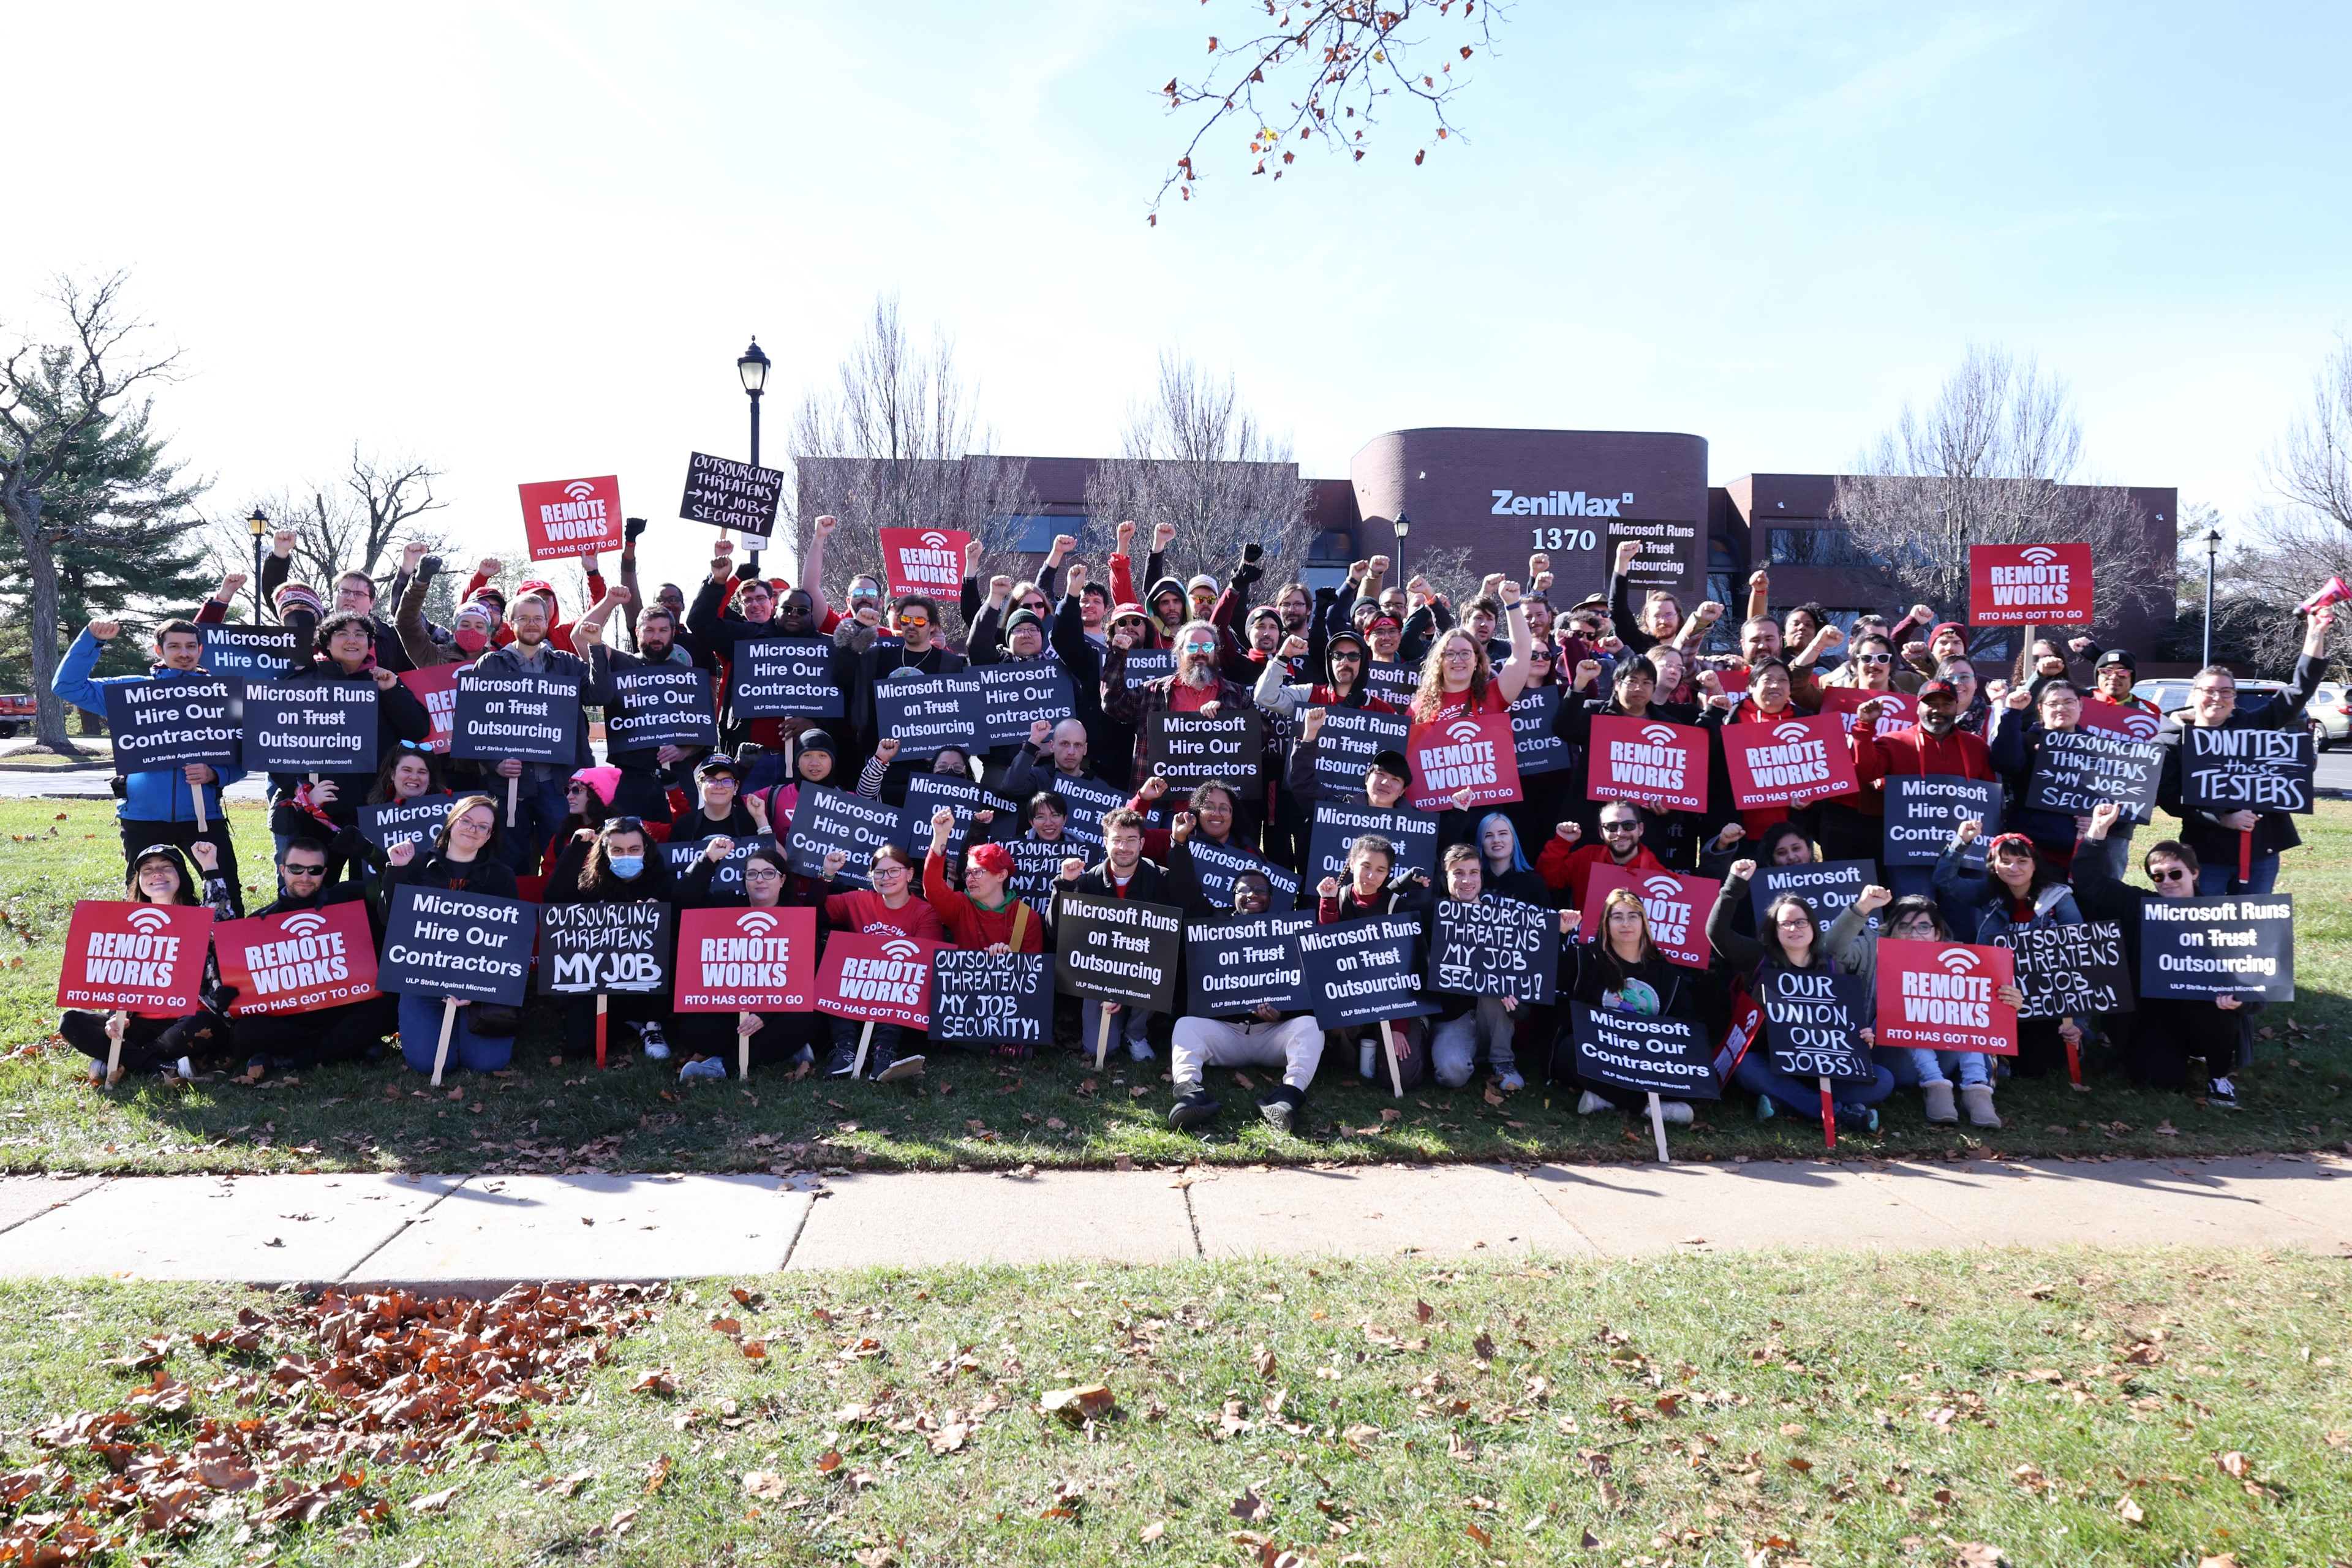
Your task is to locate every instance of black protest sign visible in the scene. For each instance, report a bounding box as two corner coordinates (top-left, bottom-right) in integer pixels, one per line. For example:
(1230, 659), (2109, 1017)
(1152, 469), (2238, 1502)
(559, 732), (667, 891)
(1882, 775), (2002, 869)
(2024, 728), (2164, 823)
(898, 772), (1016, 864)
(1183, 838), (1298, 912)
(606, 666), (718, 752)
(1044, 773), (1136, 852)
(785, 785), (902, 889)
(241, 679), (379, 776)
(200, 625), (296, 679)
(1759, 968), (1875, 1082)
(1992, 921), (2133, 1019)
(102, 676), (242, 775)
(450, 668), (581, 764)
(678, 450), (785, 544)
(1003, 837), (1076, 903)
(1304, 801), (1441, 886)
(2138, 894), (2295, 1001)
(1750, 860), (1874, 930)
(1298, 914), (1439, 1030)
(1145, 712), (1263, 797)
(1509, 686), (1572, 777)
(1570, 1005), (1719, 1099)
(1186, 911), (1316, 1018)
(358, 796), (450, 851)
(380, 883), (533, 1005)
(1312, 707), (1412, 791)
(928, 949), (1055, 1048)
(1431, 894), (1559, 1004)
(538, 903), (673, 996)
(1053, 892), (1184, 1011)
(663, 833), (777, 898)
(729, 637), (843, 719)
(1116, 647), (1174, 685)
(970, 663), (1076, 749)
(873, 673), (979, 760)
(2181, 727), (2316, 815)
(1362, 662), (1417, 707)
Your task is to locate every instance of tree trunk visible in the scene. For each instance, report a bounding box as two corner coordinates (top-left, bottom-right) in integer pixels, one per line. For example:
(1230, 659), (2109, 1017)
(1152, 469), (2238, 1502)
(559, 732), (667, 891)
(8, 510), (83, 755)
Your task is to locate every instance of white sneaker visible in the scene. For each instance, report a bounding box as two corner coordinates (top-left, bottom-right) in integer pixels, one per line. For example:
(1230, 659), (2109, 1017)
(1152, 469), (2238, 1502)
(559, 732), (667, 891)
(1576, 1090), (1612, 1115)
(1658, 1100), (1694, 1126)
(637, 1023), (671, 1061)
(176, 1057), (195, 1081)
(1497, 1071), (1525, 1094)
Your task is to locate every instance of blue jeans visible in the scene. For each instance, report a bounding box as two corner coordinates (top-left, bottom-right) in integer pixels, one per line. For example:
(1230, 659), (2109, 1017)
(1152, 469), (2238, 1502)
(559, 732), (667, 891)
(397, 993), (512, 1076)
(1735, 1050), (1895, 1121)
(2197, 854), (2280, 897)
(1083, 998), (1153, 1061)
(503, 774), (573, 873)
(1885, 1046), (1990, 1087)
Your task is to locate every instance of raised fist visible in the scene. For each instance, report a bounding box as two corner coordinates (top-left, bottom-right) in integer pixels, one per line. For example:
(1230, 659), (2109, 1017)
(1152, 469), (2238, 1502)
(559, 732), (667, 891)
(1297, 707), (1325, 742)
(963, 535), (984, 573)
(477, 556), (504, 578)
(1727, 858), (1758, 882)
(874, 737), (900, 763)
(1368, 554), (1390, 576)
(1116, 519), (1137, 548)
(930, 807), (956, 835)
(1954, 818), (1983, 845)
(624, 516), (647, 541)
(813, 514), (839, 538)
(1061, 858), (1087, 883)
(1278, 634), (1309, 662)
(386, 840), (417, 867)
(418, 555), (444, 581)
(821, 848), (849, 878)
(1318, 876), (1341, 900)
(1692, 600), (1724, 625)
(1049, 533), (1077, 560)
(1856, 884), (1893, 913)
(88, 620), (119, 641)
(1138, 775), (1169, 802)
(1152, 521), (1178, 551)
(1553, 821), (1582, 845)
(401, 541), (428, 568)
(1065, 563), (1088, 594)
(989, 575), (1014, 600)
(2005, 686), (2034, 710)
(1171, 811), (1195, 845)
(1614, 540), (1642, 574)
(273, 527), (298, 555)
(736, 562), (761, 581)
(1527, 552), (1550, 575)
(1030, 720), (1053, 747)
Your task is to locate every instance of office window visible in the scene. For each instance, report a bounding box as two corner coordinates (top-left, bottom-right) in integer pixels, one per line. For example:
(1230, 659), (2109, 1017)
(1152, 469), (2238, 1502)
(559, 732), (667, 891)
(1768, 526), (1877, 567)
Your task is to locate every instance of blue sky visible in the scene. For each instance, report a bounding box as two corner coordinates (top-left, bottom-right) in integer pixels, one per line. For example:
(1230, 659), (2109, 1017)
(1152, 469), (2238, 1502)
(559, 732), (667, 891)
(7, 1), (2347, 595)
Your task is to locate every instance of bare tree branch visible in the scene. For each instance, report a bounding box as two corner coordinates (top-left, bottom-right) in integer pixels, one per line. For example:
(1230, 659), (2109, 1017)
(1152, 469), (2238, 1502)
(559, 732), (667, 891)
(2267, 334), (2352, 532)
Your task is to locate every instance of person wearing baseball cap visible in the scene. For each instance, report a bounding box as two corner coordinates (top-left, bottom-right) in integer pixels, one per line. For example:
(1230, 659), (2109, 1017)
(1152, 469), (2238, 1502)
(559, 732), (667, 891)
(671, 752), (762, 846)
(1251, 623), (1401, 867)
(1847, 675), (1997, 919)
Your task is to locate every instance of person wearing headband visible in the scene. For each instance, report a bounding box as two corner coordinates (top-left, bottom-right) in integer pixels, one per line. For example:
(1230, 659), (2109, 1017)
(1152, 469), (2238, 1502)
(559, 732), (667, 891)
(56, 841), (240, 1084)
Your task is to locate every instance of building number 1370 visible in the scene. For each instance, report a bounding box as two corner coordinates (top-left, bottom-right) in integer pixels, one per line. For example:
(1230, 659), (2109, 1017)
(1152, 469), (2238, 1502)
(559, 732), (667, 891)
(1529, 528), (1599, 551)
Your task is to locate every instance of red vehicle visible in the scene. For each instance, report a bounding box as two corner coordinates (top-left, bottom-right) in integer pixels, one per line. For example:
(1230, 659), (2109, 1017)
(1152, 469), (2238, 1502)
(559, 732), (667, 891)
(0, 695), (35, 740)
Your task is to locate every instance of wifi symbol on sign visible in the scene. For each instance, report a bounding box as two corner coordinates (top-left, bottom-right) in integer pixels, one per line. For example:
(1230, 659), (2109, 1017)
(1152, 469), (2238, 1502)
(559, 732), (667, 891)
(2120, 713), (2158, 740)
(1640, 723), (1678, 747)
(2019, 546), (2059, 567)
(1936, 948), (1981, 974)
(1642, 875), (1681, 900)
(280, 911), (328, 937)
(918, 531), (951, 549)
(1773, 722), (1812, 744)
(881, 938), (921, 962)
(1445, 719), (1485, 743)
(737, 910), (778, 937)
(563, 480), (597, 502)
(124, 907), (172, 934)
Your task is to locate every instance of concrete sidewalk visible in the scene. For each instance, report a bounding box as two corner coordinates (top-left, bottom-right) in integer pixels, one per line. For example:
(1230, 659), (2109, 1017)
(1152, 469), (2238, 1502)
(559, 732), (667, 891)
(2, 1153), (2346, 1290)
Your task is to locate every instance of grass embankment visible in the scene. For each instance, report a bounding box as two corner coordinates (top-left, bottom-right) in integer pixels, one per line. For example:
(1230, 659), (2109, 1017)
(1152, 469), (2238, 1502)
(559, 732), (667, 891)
(1, 798), (2348, 1177)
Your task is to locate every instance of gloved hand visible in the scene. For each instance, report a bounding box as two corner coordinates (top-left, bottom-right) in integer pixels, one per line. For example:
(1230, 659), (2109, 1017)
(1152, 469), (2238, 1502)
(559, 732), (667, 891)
(418, 554), (445, 582)
(624, 516), (647, 542)
(736, 561), (762, 582)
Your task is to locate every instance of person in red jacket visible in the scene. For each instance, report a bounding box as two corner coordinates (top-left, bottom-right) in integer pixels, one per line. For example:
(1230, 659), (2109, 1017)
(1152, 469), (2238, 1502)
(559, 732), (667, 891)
(921, 809), (1045, 954)
(1536, 799), (1666, 908)
(813, 842), (947, 1082)
(1849, 677), (1998, 916)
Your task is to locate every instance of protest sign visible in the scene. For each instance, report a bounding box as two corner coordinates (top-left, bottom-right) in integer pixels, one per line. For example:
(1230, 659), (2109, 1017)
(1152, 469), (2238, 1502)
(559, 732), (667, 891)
(1578, 864), (1719, 969)
(1992, 921), (2132, 1019)
(518, 475), (625, 561)
(1053, 892), (1184, 1012)
(1304, 801), (1439, 886)
(241, 679), (379, 777)
(2180, 727), (2315, 815)
(927, 950), (1054, 1049)
(1881, 775), (2002, 869)
(1003, 837), (1074, 902)
(2024, 728), (2164, 823)
(1406, 714), (1521, 810)
(728, 637), (843, 719)
(1586, 714), (1708, 813)
(1145, 711), (1263, 797)
(1311, 706), (1411, 791)
(1970, 542), (2094, 626)
(1048, 773), (1166, 853)
(2138, 894), (2294, 1001)
(879, 527), (968, 600)
(1362, 662), (1417, 706)
(380, 884), (533, 1005)
(1509, 686), (1571, 777)
(1570, 1005), (1717, 1099)
(102, 677), (241, 776)
(1182, 838), (1297, 913)
(358, 796), (451, 852)
(450, 669), (580, 765)
(399, 664), (461, 753)
(899, 772), (1014, 864)
(1186, 911), (1316, 1018)
(210, 902), (379, 1018)
(1432, 894), (1559, 1003)
(872, 672), (979, 760)
(678, 451), (784, 546)
(1721, 714), (1858, 810)
(605, 666), (717, 752)
(56, 901), (215, 1016)
(1115, 647), (1174, 685)
(1298, 914), (1438, 1030)
(1751, 859), (1874, 931)
(538, 903), (673, 996)
(1817, 685), (1917, 736)
(1758, 969), (1875, 1082)
(665, 833), (776, 899)
(200, 625), (295, 679)
(815, 932), (944, 1030)
(968, 663), (1076, 750)
(1872, 941), (2019, 1055)
(2075, 699), (2165, 743)
(672, 905), (818, 1012)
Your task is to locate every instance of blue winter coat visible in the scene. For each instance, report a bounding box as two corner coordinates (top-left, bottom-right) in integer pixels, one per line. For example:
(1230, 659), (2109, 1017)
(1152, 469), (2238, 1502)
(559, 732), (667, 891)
(53, 629), (247, 823)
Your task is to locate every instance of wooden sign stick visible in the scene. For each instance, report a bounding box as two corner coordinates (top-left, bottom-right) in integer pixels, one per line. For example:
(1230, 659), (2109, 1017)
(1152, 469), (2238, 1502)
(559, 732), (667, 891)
(191, 788), (208, 835)
(595, 993), (608, 1070)
(104, 1012), (125, 1087)
(1647, 1092), (1671, 1164)
(431, 997), (458, 1087)
(1095, 1007), (1113, 1072)
(850, 1019), (876, 1079)
(739, 1010), (753, 1082)
(507, 774), (519, 828)
(1378, 1019), (1404, 1099)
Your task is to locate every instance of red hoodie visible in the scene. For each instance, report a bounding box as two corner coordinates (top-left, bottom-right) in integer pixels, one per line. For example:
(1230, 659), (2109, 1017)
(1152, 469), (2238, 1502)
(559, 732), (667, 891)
(464, 568), (605, 652)
(1536, 839), (1665, 908)
(1848, 723), (1996, 818)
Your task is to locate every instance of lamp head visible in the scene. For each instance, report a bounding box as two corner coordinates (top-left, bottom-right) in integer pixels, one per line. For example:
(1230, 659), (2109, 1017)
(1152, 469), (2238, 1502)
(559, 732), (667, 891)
(1392, 511), (1411, 540)
(737, 337), (770, 396)
(247, 508), (268, 538)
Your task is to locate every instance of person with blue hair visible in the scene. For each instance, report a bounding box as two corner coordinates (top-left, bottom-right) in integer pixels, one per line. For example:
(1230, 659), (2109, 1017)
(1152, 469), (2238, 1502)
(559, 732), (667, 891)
(1474, 813), (1552, 907)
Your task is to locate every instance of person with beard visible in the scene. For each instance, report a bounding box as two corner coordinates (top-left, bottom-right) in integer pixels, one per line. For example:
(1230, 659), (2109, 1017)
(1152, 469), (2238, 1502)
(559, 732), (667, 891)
(1256, 627), (1396, 870)
(58, 842), (239, 1084)
(268, 604), (434, 882)
(545, 816), (679, 1062)
(1539, 800), (1667, 908)
(1050, 807), (1172, 1063)
(470, 590), (597, 873)
(1102, 616), (1259, 820)
(851, 593), (968, 802)
(229, 837), (393, 1081)
(260, 526), (417, 672)
(1104, 520), (1184, 647)
(380, 794), (521, 1075)
(1166, 859), (1322, 1136)
(1313, 832), (1435, 1086)
(1556, 650), (1723, 870)
(688, 532), (851, 793)
(674, 842), (829, 1081)
(1847, 678), (1996, 918)
(572, 584), (708, 821)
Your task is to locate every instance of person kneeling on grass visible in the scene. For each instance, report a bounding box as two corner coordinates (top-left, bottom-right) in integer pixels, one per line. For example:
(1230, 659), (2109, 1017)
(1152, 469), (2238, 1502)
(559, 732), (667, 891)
(1828, 886), (2023, 1130)
(1168, 864), (1324, 1136)
(813, 843), (945, 1082)
(1314, 833), (1434, 1088)
(382, 794), (520, 1076)
(230, 837), (395, 1082)
(1561, 887), (1699, 1126)
(1429, 844), (1544, 1093)
(1051, 808), (1172, 1065)
(545, 816), (678, 1063)
(674, 842), (829, 1082)
(60, 842), (239, 1085)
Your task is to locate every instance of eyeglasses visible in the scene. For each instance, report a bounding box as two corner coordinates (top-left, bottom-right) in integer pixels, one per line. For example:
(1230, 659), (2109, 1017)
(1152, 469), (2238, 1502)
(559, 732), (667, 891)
(1600, 821), (1641, 835)
(2149, 866), (2191, 883)
(282, 862), (327, 878)
(744, 864), (783, 881)
(2193, 684), (2235, 696)
(899, 614), (930, 629)
(1181, 641), (1216, 655)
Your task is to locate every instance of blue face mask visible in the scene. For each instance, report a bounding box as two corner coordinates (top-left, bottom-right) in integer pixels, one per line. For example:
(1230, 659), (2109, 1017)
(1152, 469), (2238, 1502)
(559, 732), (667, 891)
(609, 855), (645, 880)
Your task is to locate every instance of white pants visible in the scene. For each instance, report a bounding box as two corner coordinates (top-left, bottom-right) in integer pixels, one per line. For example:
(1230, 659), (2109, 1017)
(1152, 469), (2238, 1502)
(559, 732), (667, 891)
(1170, 1015), (1324, 1092)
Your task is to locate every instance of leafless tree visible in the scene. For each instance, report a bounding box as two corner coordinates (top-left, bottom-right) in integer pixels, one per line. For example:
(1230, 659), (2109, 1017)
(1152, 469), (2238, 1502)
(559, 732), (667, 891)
(2267, 334), (2352, 532)
(1833, 345), (2170, 633)
(788, 296), (1033, 619)
(207, 446), (451, 595)
(1083, 354), (1314, 595)
(2201, 504), (2352, 673)
(0, 273), (201, 754)
(1152, 0), (1510, 221)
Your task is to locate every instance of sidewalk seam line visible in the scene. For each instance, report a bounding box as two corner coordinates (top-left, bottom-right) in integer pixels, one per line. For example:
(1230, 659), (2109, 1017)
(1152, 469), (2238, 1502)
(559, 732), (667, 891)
(1182, 1172), (1204, 1260)
(777, 1180), (818, 1270)
(337, 1175), (473, 1284)
(1520, 1168), (1613, 1260)
(0, 1177), (111, 1239)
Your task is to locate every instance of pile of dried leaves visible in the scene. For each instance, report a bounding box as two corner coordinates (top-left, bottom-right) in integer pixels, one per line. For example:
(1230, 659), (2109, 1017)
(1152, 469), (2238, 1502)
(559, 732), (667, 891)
(1, 1282), (663, 1562)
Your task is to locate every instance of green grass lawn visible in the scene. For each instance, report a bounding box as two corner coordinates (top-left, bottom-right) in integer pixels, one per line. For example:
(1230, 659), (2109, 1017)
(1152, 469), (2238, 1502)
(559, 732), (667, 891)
(2, 797), (2348, 1177)
(1, 1251), (2345, 1566)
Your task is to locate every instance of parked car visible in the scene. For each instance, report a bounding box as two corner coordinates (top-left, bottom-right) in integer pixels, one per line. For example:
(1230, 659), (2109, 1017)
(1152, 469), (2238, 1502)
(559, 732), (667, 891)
(0, 695), (36, 740)
(2134, 678), (2190, 717)
(2309, 682), (2351, 750)
(2124, 677), (2324, 743)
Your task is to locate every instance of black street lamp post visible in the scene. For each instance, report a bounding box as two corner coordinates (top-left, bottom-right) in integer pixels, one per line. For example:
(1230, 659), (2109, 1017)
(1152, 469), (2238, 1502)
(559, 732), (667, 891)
(1392, 511), (1411, 587)
(737, 337), (770, 573)
(2203, 526), (2223, 668)
(247, 508), (269, 622)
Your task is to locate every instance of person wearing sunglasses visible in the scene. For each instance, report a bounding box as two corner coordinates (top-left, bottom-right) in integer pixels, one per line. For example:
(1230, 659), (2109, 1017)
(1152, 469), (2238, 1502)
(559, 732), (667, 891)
(1538, 799), (1667, 910)
(229, 836), (395, 1083)
(1933, 820), (2086, 1083)
(1845, 679), (1997, 921)
(541, 768), (617, 873)
(851, 592), (968, 793)
(1102, 616), (1259, 820)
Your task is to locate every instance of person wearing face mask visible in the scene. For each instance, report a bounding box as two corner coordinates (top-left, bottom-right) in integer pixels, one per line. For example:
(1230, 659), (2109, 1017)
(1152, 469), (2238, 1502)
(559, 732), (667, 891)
(545, 816), (679, 1061)
(1166, 865), (1324, 1135)
(1561, 886), (1698, 1124)
(1934, 821), (2085, 1084)
(394, 554), (499, 671)
(571, 585), (707, 821)
(674, 842), (829, 1081)
(381, 795), (521, 1075)
(1708, 858), (1894, 1131)
(1846, 677), (1997, 914)
(58, 842), (239, 1084)
(469, 585), (598, 873)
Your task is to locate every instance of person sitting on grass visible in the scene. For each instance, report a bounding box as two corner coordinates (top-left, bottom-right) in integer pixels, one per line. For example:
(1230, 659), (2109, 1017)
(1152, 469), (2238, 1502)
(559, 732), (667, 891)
(1933, 821), (2085, 1084)
(813, 843), (944, 1082)
(1561, 886), (1697, 1126)
(1427, 844), (1544, 1093)
(545, 816), (679, 1063)
(59, 842), (238, 1085)
(1051, 807), (1172, 1065)
(1314, 833), (1434, 1088)
(230, 837), (394, 1083)
(674, 842), (827, 1082)
(382, 794), (519, 1076)
(1827, 887), (2022, 1130)
(1167, 864), (1323, 1136)
(922, 807), (1046, 954)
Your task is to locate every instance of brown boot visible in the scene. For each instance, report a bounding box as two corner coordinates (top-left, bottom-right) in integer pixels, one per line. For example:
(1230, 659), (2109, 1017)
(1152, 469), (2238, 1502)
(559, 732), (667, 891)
(1921, 1080), (1958, 1125)
(1959, 1083), (2002, 1129)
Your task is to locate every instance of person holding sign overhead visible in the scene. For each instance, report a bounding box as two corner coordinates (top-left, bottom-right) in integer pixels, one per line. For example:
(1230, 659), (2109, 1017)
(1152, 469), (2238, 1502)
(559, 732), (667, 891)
(1561, 886), (1697, 1123)
(380, 795), (520, 1075)
(57, 842), (239, 1084)
(922, 809), (1045, 955)
(1932, 821), (2085, 1081)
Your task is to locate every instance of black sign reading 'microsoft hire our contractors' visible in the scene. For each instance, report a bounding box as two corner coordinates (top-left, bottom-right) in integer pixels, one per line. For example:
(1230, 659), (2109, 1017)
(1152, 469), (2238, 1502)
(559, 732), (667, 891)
(2180, 726), (2316, 815)
(1186, 910), (1316, 1019)
(241, 679), (379, 776)
(102, 676), (243, 775)
(2138, 894), (2295, 1002)
(1881, 775), (2003, 869)
(381, 883), (533, 1005)
(1570, 1005), (1718, 1099)
(450, 669), (581, 765)
(783, 785), (901, 891)
(729, 636), (843, 719)
(358, 797), (450, 851)
(605, 665), (718, 752)
(970, 663), (1076, 750)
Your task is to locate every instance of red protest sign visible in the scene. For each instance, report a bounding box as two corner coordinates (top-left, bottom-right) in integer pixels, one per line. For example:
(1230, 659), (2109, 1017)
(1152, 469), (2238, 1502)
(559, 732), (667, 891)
(2077, 698), (2163, 743)
(1873, 940), (2019, 1055)
(815, 930), (946, 1029)
(400, 664), (461, 754)
(1970, 543), (2094, 626)
(880, 528), (969, 600)
(673, 906), (818, 1012)
(211, 901), (379, 1017)
(1406, 714), (1521, 811)
(1817, 685), (1917, 737)
(56, 901), (215, 1016)
(518, 475), (625, 562)
(1721, 713), (1859, 809)
(1587, 714), (1708, 813)
(1576, 863), (1721, 970)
